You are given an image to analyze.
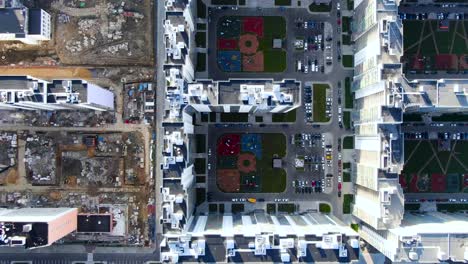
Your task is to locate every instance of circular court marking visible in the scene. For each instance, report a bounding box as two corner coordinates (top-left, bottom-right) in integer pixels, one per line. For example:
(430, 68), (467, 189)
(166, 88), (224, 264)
(239, 34), (259, 55)
(237, 153), (256, 173)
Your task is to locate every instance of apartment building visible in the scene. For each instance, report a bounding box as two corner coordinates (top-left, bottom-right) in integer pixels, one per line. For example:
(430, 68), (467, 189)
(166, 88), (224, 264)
(0, 76), (114, 111)
(0, 208), (77, 249)
(0, 0), (51, 44)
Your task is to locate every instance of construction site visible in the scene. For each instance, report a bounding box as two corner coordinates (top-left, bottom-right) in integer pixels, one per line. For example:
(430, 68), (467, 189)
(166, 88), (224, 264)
(0, 0), (153, 66)
(0, 129), (155, 246)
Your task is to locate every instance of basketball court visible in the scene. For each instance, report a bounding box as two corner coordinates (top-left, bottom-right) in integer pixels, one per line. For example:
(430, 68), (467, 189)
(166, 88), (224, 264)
(217, 51), (242, 72)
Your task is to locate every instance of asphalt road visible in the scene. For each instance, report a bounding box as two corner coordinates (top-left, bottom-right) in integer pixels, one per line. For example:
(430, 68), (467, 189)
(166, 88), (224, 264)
(152, 0), (166, 259)
(399, 4), (468, 14)
(0, 253), (157, 264)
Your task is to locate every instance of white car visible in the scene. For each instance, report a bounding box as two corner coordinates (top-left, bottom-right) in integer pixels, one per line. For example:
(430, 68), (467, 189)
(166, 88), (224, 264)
(338, 107), (342, 114)
(208, 148), (212, 156)
(337, 2), (341, 10)
(208, 163), (211, 170)
(304, 65), (308, 73)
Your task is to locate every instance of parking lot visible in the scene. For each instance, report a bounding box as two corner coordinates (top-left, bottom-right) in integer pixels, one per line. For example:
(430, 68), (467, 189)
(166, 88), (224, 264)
(292, 19), (326, 74)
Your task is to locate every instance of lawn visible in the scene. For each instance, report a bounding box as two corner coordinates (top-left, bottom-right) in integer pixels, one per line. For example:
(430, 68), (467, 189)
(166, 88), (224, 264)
(196, 176), (205, 183)
(404, 20), (468, 57)
(344, 77), (353, 108)
(264, 50), (287, 72)
(343, 172), (351, 182)
(342, 34), (352, 45)
(263, 16), (286, 42)
(196, 53), (206, 72)
(195, 188), (206, 206)
(343, 136), (354, 149)
(278, 203), (295, 213)
(197, 23), (206, 30)
(308, 3), (331, 12)
(342, 17), (351, 33)
(342, 55), (354, 68)
(220, 113), (249, 122)
(272, 109), (297, 122)
(195, 134), (206, 153)
(201, 113), (208, 122)
(432, 114), (468, 122)
(212, 0), (237, 4)
(209, 204), (218, 213)
(347, 0), (354, 10)
(403, 140), (468, 193)
(437, 203), (468, 213)
(195, 32), (206, 48)
(313, 83), (330, 122)
(231, 203), (245, 213)
(403, 21), (423, 52)
(343, 162), (351, 170)
(350, 223), (359, 232)
(210, 112), (217, 122)
(405, 203), (421, 211)
(197, 0), (206, 19)
(194, 158), (206, 174)
(255, 116), (263, 122)
(403, 140), (433, 174)
(319, 203), (331, 213)
(343, 194), (354, 214)
(259, 133), (287, 192)
(275, 0), (291, 5)
(343, 111), (351, 129)
(403, 113), (423, 122)
(267, 203), (276, 214)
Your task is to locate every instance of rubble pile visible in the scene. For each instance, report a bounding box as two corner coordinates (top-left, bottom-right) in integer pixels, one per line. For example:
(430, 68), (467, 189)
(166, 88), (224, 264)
(24, 135), (57, 185)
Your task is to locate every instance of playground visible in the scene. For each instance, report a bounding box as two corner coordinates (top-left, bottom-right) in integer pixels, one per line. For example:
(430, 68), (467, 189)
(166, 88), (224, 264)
(216, 16), (286, 72)
(400, 140), (468, 193)
(216, 133), (287, 193)
(403, 20), (468, 72)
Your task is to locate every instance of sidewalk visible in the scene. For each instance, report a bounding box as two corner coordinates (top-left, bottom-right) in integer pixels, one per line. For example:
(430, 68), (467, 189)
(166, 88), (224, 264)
(206, 0), (322, 8)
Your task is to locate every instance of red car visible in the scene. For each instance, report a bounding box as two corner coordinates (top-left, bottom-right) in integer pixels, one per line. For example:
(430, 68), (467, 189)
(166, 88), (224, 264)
(338, 183), (342, 191)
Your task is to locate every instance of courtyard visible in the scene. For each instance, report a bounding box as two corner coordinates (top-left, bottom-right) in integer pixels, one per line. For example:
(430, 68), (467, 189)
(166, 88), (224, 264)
(403, 20), (468, 73)
(217, 16), (287, 72)
(215, 133), (287, 193)
(400, 139), (468, 193)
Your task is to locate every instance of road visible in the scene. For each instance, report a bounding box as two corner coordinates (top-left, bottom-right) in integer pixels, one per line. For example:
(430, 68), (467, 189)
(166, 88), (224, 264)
(399, 4), (468, 14)
(402, 124), (468, 133)
(0, 253), (157, 264)
(152, 0), (166, 259)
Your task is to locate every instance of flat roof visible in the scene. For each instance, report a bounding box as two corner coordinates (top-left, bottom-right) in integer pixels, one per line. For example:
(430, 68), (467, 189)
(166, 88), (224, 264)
(0, 8), (26, 35)
(0, 208), (77, 223)
(77, 214), (112, 233)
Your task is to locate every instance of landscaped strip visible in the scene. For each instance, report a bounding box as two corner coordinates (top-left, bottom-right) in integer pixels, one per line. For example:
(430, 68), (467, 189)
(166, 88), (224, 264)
(343, 194), (354, 214)
(313, 83), (330, 122)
